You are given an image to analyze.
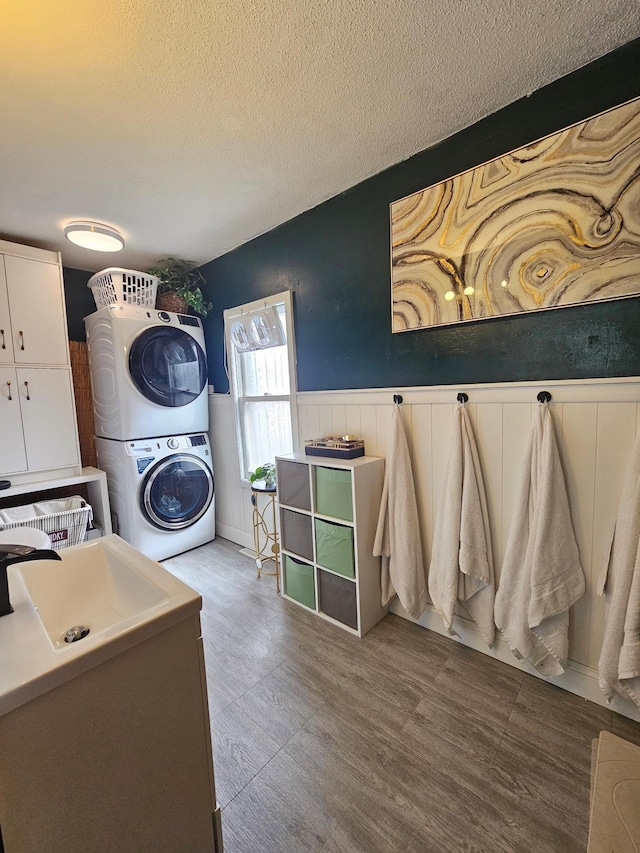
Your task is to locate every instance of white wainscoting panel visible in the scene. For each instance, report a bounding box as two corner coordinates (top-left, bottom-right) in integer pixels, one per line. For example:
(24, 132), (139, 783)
(209, 394), (254, 548)
(210, 379), (640, 719)
(295, 378), (640, 720)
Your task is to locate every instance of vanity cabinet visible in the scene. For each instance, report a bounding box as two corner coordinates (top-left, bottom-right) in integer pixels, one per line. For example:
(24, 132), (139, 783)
(276, 453), (387, 637)
(0, 614), (222, 852)
(0, 240), (80, 485)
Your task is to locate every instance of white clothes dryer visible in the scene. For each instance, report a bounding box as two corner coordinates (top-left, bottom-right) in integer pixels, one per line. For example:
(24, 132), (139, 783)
(85, 304), (209, 441)
(95, 433), (215, 561)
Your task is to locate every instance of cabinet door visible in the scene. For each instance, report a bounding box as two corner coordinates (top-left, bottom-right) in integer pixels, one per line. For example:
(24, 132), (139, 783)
(0, 257), (14, 364)
(4, 255), (68, 365)
(18, 368), (79, 471)
(0, 366), (27, 474)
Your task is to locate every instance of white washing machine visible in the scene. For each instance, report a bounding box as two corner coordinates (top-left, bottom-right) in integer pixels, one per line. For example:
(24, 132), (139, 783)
(95, 433), (215, 561)
(85, 304), (209, 441)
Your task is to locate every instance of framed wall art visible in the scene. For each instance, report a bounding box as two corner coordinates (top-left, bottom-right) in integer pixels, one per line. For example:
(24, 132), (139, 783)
(390, 97), (640, 332)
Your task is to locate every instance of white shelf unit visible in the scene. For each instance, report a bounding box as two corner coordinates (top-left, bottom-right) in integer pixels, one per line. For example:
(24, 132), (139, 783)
(0, 467), (112, 539)
(275, 452), (386, 637)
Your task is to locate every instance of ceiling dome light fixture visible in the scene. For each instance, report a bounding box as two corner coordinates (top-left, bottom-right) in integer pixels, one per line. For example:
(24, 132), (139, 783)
(64, 221), (125, 252)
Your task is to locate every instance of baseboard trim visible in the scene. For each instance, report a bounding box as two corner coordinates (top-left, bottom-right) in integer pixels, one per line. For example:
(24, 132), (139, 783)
(215, 520), (253, 550)
(239, 547), (257, 559)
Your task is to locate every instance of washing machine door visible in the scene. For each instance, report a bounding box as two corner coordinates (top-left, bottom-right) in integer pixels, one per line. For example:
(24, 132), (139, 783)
(141, 454), (214, 530)
(129, 326), (207, 407)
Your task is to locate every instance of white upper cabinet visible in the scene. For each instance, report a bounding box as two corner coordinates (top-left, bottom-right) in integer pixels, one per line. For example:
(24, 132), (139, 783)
(3, 254), (68, 365)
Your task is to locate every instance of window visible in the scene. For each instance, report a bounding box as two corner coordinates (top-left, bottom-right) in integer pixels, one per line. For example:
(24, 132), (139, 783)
(224, 291), (297, 481)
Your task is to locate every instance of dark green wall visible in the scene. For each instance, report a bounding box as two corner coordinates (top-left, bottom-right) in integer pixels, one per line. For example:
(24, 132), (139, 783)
(61, 39), (640, 391)
(200, 38), (640, 394)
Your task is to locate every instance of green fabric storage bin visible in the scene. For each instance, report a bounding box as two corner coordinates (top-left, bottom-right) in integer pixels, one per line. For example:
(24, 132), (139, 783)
(315, 467), (353, 521)
(314, 518), (355, 578)
(284, 555), (316, 609)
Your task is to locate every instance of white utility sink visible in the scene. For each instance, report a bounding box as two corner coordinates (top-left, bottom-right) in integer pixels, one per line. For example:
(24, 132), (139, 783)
(0, 534), (219, 853)
(17, 538), (169, 649)
(0, 534), (202, 716)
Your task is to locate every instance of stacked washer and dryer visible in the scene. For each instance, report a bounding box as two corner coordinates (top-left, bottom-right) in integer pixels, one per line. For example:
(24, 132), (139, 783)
(85, 301), (215, 561)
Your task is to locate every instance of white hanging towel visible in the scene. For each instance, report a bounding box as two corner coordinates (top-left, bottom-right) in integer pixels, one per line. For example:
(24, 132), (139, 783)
(373, 404), (428, 619)
(428, 404), (495, 647)
(598, 429), (640, 710)
(494, 402), (585, 676)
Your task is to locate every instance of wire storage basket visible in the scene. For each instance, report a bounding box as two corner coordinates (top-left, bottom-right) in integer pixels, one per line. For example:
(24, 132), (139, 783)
(0, 496), (93, 550)
(88, 268), (158, 309)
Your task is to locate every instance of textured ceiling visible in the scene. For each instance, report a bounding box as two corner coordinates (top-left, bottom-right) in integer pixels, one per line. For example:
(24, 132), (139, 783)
(1, 0), (639, 273)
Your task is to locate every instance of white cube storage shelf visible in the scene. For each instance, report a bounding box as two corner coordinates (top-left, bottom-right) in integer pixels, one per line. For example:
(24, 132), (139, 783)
(276, 453), (387, 637)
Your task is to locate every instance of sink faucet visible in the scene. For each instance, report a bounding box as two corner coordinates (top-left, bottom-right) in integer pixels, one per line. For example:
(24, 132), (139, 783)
(0, 544), (61, 617)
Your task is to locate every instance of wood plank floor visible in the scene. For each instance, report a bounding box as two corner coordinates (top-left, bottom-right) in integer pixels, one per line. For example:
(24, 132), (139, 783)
(164, 537), (640, 853)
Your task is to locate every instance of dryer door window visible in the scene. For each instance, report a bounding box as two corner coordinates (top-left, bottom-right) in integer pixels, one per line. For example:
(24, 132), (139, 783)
(142, 454), (214, 530)
(129, 327), (207, 407)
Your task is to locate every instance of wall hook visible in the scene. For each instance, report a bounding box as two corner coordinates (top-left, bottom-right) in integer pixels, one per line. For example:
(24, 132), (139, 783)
(393, 394), (403, 404)
(457, 392), (469, 404)
(537, 391), (552, 403)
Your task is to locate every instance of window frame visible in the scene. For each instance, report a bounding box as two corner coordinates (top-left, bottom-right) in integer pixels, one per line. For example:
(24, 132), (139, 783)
(224, 290), (298, 484)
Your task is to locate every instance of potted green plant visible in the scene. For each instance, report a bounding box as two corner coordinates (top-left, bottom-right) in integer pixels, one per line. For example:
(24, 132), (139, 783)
(250, 463), (276, 489)
(146, 257), (213, 317)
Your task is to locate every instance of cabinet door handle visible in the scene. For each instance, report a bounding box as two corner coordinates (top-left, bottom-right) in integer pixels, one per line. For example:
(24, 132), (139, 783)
(19, 331), (25, 351)
(23, 380), (30, 400)
(0, 329), (5, 349)
(6, 380), (11, 400)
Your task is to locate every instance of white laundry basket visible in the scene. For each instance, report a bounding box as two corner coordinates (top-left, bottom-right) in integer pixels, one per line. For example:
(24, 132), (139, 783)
(0, 496), (93, 550)
(88, 268), (158, 309)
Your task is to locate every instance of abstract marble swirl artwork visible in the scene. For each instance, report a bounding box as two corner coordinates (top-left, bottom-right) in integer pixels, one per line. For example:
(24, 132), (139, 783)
(390, 97), (640, 332)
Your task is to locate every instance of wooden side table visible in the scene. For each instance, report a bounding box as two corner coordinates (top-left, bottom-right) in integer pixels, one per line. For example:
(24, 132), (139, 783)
(251, 482), (280, 592)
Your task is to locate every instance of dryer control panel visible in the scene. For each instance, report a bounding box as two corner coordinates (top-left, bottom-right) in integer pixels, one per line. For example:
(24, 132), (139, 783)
(123, 434), (209, 455)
